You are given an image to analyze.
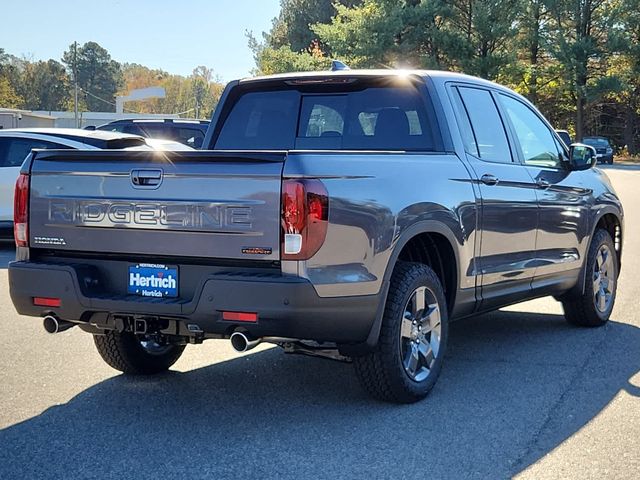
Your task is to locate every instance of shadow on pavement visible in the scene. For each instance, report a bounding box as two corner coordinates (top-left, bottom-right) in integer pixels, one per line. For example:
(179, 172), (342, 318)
(0, 311), (638, 479)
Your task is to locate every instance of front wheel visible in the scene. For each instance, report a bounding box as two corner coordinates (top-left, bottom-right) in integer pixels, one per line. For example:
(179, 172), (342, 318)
(562, 229), (618, 327)
(93, 331), (186, 374)
(354, 262), (448, 403)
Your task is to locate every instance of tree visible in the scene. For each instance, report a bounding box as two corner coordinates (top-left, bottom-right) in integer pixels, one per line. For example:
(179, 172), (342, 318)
(118, 63), (224, 118)
(268, 0), (362, 52)
(313, 0), (520, 78)
(62, 41), (123, 112)
(0, 77), (23, 108)
(248, 32), (331, 75)
(0, 48), (25, 108)
(17, 60), (69, 111)
(545, 0), (619, 140)
(445, 0), (522, 79)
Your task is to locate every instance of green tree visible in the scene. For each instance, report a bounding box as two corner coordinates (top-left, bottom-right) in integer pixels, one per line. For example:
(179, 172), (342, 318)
(0, 48), (25, 108)
(268, 0), (362, 52)
(17, 60), (69, 111)
(62, 41), (123, 112)
(545, 0), (619, 139)
(0, 77), (23, 108)
(248, 32), (331, 75)
(446, 0), (522, 79)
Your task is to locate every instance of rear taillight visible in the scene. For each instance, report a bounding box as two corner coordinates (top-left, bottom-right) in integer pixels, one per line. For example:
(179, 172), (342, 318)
(14, 173), (29, 247)
(281, 179), (328, 260)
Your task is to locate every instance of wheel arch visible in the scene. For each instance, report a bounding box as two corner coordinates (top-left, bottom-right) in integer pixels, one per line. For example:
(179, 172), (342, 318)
(593, 211), (623, 271)
(343, 220), (463, 356)
(565, 207), (623, 300)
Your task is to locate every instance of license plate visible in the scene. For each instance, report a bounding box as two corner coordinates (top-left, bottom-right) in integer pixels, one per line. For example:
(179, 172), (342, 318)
(596, 154), (603, 158)
(128, 264), (178, 298)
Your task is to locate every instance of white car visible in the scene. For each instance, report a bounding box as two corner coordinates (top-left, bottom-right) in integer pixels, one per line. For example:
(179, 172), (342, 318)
(0, 128), (192, 237)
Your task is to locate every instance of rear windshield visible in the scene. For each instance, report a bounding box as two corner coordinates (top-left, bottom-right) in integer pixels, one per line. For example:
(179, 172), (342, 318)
(214, 84), (438, 151)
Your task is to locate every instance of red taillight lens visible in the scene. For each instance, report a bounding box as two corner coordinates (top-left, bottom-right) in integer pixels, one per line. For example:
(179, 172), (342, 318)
(281, 179), (328, 260)
(14, 173), (29, 247)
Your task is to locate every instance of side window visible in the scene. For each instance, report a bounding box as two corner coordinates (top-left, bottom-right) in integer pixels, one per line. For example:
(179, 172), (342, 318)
(457, 87), (513, 163)
(176, 127), (205, 148)
(450, 89), (479, 156)
(138, 124), (176, 140)
(0, 138), (10, 167)
(498, 94), (561, 168)
(122, 124), (144, 136)
(1, 138), (69, 167)
(98, 124), (126, 133)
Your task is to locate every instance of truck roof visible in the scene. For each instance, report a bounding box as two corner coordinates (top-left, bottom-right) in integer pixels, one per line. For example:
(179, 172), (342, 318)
(239, 68), (507, 90)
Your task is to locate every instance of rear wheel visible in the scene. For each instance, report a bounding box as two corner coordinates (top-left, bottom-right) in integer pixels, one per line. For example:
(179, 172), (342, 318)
(562, 229), (618, 327)
(354, 262), (448, 403)
(93, 331), (185, 374)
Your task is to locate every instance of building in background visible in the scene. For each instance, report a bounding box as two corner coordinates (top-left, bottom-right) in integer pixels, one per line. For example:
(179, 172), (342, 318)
(0, 108), (56, 129)
(0, 108), (177, 130)
(33, 111), (178, 129)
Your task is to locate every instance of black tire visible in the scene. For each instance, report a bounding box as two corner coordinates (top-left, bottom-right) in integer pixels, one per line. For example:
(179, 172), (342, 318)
(562, 229), (618, 327)
(93, 331), (186, 374)
(354, 262), (449, 403)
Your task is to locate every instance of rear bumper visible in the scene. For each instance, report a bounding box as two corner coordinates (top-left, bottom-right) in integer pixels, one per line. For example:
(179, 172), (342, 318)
(9, 261), (379, 344)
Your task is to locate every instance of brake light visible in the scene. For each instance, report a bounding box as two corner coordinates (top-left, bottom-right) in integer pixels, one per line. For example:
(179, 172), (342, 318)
(281, 179), (328, 260)
(14, 173), (29, 247)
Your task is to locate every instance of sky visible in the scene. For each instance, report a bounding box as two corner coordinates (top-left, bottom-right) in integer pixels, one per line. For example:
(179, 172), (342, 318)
(0, 0), (281, 82)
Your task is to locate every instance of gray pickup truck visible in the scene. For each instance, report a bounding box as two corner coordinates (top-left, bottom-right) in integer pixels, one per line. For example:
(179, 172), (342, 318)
(9, 70), (623, 403)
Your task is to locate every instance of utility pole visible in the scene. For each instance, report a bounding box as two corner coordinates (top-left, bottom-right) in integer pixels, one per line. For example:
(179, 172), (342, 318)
(72, 41), (79, 128)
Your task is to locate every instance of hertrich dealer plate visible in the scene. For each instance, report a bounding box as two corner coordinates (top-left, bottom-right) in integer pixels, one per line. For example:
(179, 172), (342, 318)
(128, 264), (178, 298)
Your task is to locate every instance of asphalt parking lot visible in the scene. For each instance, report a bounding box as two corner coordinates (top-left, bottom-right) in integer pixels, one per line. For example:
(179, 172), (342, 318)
(0, 166), (638, 479)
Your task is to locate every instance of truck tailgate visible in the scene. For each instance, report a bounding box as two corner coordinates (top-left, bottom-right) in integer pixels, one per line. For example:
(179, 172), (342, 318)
(28, 150), (284, 261)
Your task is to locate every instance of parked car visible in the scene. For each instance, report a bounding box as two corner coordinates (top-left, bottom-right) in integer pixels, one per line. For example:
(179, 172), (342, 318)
(0, 128), (191, 237)
(555, 129), (572, 148)
(582, 136), (614, 164)
(96, 118), (209, 148)
(9, 70), (623, 404)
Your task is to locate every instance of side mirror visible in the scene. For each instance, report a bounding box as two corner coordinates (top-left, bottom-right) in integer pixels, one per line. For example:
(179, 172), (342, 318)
(568, 143), (597, 171)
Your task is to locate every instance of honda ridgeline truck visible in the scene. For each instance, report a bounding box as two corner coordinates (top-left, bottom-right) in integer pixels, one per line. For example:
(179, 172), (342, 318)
(9, 70), (623, 403)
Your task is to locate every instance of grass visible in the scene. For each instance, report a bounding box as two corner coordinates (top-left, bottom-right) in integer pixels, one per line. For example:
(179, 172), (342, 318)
(614, 155), (640, 164)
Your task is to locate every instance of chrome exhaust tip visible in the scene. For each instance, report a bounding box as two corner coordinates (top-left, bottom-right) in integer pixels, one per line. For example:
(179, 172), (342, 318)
(43, 316), (75, 334)
(230, 331), (261, 352)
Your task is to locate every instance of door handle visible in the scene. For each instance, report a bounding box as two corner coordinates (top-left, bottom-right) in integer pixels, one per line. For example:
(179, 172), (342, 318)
(480, 174), (499, 186)
(536, 178), (550, 189)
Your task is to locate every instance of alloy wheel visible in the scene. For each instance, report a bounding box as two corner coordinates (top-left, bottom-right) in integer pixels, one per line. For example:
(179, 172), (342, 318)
(399, 286), (442, 382)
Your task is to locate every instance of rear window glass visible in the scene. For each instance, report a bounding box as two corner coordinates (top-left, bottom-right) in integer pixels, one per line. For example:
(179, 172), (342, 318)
(214, 86), (436, 151)
(215, 90), (299, 149)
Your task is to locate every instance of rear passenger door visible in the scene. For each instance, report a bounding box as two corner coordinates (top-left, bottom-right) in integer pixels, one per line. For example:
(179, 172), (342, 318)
(451, 86), (539, 307)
